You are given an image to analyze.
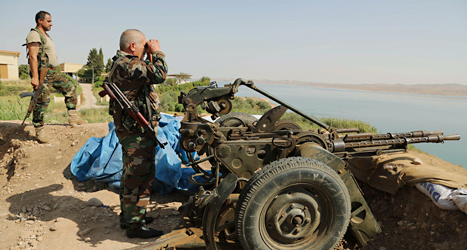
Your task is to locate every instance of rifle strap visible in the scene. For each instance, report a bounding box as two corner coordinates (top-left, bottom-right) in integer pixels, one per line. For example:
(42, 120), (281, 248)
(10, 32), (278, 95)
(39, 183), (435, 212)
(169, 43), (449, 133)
(33, 28), (47, 65)
(107, 60), (119, 82)
(144, 86), (155, 128)
(108, 58), (155, 126)
(23, 28), (48, 68)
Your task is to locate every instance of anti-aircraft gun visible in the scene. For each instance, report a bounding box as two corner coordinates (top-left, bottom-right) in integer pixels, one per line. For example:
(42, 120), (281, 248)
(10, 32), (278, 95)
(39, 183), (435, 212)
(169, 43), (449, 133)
(144, 79), (460, 250)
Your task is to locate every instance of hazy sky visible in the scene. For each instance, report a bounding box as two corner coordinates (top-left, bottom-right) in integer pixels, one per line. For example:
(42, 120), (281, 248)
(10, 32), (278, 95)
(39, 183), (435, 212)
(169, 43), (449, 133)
(1, 0), (466, 84)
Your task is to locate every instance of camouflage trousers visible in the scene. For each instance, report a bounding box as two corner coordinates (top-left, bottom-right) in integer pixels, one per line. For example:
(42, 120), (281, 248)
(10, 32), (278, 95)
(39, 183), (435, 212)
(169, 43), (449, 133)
(32, 67), (77, 127)
(116, 129), (156, 229)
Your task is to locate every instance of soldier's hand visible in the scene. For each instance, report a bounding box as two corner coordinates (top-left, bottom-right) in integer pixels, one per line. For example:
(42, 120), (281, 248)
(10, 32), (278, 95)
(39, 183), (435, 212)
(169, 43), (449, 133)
(146, 39), (161, 54)
(31, 78), (39, 90)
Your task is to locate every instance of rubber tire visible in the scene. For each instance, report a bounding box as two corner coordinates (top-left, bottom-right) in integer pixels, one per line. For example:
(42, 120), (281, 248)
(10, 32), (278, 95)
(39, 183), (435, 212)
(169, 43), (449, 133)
(215, 112), (258, 127)
(236, 157), (351, 250)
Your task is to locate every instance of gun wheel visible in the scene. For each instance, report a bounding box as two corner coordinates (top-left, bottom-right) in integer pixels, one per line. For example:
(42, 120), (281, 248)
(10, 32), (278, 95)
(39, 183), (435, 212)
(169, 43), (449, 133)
(236, 157), (351, 250)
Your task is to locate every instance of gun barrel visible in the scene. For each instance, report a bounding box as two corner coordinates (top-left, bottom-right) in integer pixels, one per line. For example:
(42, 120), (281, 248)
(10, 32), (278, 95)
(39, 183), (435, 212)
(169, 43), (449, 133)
(444, 134), (461, 141)
(344, 133), (460, 149)
(344, 133), (373, 141)
(344, 130), (445, 142)
(335, 128), (361, 134)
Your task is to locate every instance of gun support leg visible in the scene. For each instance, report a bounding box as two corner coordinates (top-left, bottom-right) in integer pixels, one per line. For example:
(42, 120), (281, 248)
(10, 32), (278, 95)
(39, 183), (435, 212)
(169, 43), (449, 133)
(295, 143), (381, 247)
(129, 227), (205, 250)
(203, 174), (239, 250)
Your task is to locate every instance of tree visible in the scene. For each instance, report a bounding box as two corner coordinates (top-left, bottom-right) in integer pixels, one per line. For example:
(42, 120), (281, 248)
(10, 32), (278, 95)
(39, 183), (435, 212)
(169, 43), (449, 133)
(77, 65), (93, 82)
(97, 48), (104, 74)
(18, 64), (30, 80)
(105, 58), (112, 73)
(179, 72), (191, 81)
(165, 78), (177, 86)
(86, 48), (104, 77)
(200, 76), (210, 83)
(169, 72), (192, 85)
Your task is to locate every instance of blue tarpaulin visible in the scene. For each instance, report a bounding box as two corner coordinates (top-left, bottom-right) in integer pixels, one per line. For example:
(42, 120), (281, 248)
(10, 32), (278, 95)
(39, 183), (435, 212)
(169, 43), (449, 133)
(70, 114), (200, 195)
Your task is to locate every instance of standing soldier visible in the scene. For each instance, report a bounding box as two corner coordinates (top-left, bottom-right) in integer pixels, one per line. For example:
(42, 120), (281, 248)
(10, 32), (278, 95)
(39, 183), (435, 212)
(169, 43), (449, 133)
(109, 29), (168, 238)
(26, 10), (87, 143)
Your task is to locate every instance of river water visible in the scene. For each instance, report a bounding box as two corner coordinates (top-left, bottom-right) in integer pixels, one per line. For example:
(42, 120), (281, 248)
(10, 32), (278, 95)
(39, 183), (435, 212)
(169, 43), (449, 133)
(221, 81), (467, 168)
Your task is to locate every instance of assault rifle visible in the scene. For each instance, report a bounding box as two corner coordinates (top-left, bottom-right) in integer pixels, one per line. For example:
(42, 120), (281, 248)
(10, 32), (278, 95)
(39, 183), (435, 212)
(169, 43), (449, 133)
(21, 66), (49, 125)
(99, 81), (166, 149)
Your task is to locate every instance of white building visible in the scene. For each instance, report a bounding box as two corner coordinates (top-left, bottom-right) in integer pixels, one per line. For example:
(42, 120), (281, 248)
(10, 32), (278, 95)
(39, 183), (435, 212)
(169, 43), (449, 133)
(0, 50), (20, 80)
(60, 63), (83, 79)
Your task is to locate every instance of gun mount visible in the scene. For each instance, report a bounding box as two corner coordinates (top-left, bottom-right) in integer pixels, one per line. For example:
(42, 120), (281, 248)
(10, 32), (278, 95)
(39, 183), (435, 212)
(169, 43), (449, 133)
(145, 78), (460, 250)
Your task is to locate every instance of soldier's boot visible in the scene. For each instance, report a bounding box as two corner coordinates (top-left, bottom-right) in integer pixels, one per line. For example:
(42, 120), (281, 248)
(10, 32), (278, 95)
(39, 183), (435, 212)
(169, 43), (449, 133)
(67, 109), (88, 126)
(35, 126), (50, 144)
(120, 212), (155, 229)
(126, 225), (163, 239)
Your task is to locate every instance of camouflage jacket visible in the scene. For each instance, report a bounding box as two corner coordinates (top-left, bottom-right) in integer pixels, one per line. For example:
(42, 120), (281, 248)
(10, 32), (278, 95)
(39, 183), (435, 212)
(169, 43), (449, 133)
(109, 50), (168, 134)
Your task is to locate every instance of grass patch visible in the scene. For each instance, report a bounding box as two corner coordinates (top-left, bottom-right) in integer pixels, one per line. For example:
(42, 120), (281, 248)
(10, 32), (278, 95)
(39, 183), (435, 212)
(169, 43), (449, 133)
(92, 86), (109, 106)
(90, 77), (109, 106)
(0, 95), (111, 124)
(0, 80), (30, 97)
(79, 108), (112, 123)
(36, 107), (112, 124)
(0, 96), (29, 120)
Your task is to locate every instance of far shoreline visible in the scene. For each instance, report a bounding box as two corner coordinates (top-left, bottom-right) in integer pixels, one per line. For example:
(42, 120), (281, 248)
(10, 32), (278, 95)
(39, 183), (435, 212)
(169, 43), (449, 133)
(212, 78), (467, 98)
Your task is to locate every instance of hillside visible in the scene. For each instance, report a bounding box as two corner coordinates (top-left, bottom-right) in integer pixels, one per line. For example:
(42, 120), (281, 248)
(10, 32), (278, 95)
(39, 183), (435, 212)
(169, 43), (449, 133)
(212, 78), (467, 97)
(1, 121), (466, 250)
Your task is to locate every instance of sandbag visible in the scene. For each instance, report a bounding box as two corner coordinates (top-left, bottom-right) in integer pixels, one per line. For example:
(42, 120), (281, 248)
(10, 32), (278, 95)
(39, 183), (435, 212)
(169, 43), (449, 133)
(346, 152), (467, 195)
(453, 188), (467, 215)
(416, 182), (458, 210)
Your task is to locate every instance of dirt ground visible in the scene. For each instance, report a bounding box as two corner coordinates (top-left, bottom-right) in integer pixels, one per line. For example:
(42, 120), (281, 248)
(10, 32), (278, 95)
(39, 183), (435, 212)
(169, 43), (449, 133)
(1, 121), (466, 250)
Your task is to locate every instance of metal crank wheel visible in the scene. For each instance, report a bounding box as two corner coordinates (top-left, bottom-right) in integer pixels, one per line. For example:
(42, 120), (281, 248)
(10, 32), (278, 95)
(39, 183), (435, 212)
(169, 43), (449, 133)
(236, 157), (351, 250)
(215, 112), (258, 127)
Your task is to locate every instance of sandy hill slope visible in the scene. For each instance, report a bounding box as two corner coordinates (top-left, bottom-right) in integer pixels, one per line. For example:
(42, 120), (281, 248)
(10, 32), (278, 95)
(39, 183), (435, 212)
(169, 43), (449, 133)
(0, 121), (466, 250)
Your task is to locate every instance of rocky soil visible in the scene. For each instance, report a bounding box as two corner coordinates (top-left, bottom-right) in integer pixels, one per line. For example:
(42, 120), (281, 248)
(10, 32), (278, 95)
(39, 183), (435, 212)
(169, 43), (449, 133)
(1, 121), (466, 250)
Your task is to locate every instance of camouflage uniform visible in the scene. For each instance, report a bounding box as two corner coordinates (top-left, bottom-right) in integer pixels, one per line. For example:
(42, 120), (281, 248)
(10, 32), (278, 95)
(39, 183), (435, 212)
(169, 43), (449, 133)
(109, 50), (167, 229)
(26, 28), (78, 128)
(32, 67), (77, 127)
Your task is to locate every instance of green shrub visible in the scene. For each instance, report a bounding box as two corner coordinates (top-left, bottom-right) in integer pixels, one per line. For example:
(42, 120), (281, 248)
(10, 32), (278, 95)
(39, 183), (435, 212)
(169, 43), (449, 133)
(174, 103), (185, 112)
(320, 117), (377, 133)
(0, 80), (5, 96)
(164, 78), (177, 86)
(278, 112), (377, 133)
(257, 100), (271, 111)
(161, 90), (177, 106)
(93, 76), (105, 89)
(200, 76), (210, 83)
(156, 79), (210, 95)
(158, 80), (211, 114)
(20, 73), (30, 80)
(230, 97), (271, 115)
